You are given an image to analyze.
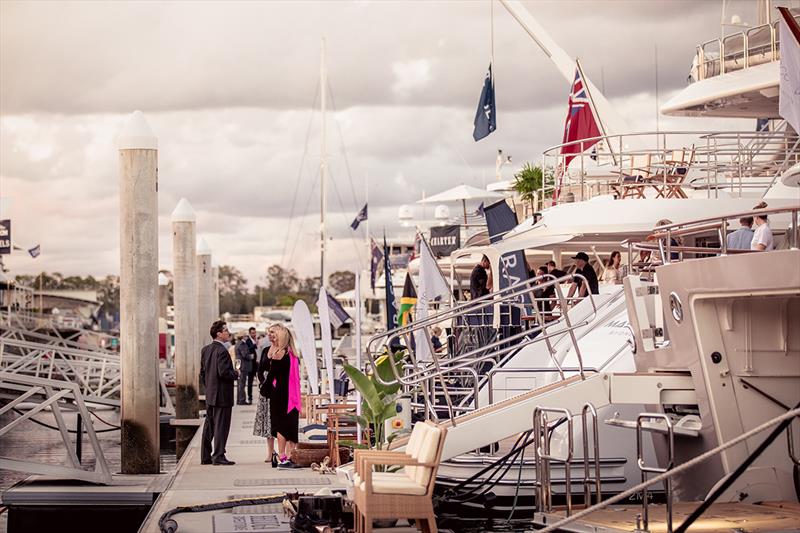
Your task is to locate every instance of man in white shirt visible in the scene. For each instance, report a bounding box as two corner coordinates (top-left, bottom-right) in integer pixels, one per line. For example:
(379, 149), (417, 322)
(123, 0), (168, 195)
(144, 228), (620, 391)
(727, 217), (754, 250)
(751, 212), (774, 251)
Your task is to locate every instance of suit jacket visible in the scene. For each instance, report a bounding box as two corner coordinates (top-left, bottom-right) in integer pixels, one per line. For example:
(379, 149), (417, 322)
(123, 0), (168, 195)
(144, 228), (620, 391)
(200, 341), (239, 407)
(235, 339), (255, 374)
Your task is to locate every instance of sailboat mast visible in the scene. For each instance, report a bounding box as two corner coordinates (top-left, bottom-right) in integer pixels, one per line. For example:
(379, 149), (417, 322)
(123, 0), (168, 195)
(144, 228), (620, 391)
(320, 37), (328, 289)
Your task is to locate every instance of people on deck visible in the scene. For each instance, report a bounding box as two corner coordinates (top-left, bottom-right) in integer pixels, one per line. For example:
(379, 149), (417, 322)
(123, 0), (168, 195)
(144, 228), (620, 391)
(254, 328), (276, 467)
(751, 202), (774, 251)
(546, 260), (566, 279)
(602, 251), (623, 285)
(567, 252), (599, 299)
(236, 327), (258, 405)
(200, 320), (239, 466)
(265, 323), (302, 469)
(534, 266), (556, 315)
(469, 255), (492, 299)
(727, 217), (754, 250)
(431, 326), (445, 353)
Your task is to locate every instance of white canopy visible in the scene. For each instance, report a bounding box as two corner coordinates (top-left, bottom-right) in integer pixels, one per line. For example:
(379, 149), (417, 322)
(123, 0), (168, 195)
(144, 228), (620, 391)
(417, 184), (505, 204)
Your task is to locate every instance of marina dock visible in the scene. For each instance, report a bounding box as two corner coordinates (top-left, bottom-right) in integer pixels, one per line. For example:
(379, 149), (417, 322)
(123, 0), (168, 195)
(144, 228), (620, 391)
(140, 405), (348, 533)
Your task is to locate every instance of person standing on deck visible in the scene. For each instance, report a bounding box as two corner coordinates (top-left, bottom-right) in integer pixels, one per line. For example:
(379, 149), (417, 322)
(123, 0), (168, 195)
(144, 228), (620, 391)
(265, 323), (302, 469)
(254, 328), (276, 466)
(469, 255), (492, 299)
(727, 217), (754, 251)
(200, 320), (239, 465)
(567, 252), (599, 300)
(236, 327), (257, 405)
(751, 202), (774, 251)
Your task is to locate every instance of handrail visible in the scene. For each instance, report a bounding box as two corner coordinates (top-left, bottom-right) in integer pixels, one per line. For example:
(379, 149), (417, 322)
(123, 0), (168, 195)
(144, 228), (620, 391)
(534, 406), (574, 516)
(633, 204), (800, 264)
(366, 272), (597, 387)
(536, 407), (800, 533)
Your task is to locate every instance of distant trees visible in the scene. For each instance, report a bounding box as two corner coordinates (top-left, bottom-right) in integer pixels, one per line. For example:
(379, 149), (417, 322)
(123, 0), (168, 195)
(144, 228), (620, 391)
(15, 264), (351, 319)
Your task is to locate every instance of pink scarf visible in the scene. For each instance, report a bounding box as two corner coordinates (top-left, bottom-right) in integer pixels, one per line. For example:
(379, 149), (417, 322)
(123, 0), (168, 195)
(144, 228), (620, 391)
(287, 349), (302, 414)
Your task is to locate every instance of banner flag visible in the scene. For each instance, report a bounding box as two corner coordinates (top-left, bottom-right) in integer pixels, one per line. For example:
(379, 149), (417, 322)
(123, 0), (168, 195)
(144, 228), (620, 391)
(370, 238), (383, 291)
(291, 300), (319, 394)
(383, 236), (398, 332)
(316, 291), (351, 329)
(350, 203), (368, 230)
(414, 234), (451, 361)
(399, 273), (417, 327)
(473, 63), (496, 141)
(317, 287), (336, 402)
(429, 225), (460, 257)
(28, 244), (41, 258)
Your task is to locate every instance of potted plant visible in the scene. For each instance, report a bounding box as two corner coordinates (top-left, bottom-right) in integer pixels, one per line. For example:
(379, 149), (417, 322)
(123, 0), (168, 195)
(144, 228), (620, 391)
(341, 350), (407, 454)
(513, 162), (552, 213)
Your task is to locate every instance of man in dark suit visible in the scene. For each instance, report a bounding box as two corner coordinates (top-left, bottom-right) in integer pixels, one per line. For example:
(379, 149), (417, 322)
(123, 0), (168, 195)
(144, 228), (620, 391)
(236, 327), (258, 404)
(200, 320), (239, 465)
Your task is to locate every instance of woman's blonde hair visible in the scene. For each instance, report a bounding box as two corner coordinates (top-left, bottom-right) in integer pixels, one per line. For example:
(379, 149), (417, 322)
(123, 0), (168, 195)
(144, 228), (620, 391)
(269, 323), (299, 358)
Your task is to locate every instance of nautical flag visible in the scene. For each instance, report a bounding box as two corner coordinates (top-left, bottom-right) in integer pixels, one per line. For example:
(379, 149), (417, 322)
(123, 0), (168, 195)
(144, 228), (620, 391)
(370, 238), (383, 291)
(414, 235), (451, 362)
(472, 63), (496, 141)
(474, 202), (485, 217)
(316, 292), (351, 329)
(778, 7), (800, 135)
(28, 244), (40, 258)
(398, 273), (417, 327)
(350, 203), (368, 230)
(559, 67), (601, 167)
(383, 236), (398, 331)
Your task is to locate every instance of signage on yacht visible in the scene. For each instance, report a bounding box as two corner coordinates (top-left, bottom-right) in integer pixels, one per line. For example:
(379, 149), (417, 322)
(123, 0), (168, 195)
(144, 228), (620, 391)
(429, 225), (460, 257)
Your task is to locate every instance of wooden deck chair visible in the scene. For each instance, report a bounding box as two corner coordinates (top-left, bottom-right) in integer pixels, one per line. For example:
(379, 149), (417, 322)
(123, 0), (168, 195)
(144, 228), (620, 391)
(611, 153), (652, 199)
(663, 145), (695, 198)
(352, 421), (447, 533)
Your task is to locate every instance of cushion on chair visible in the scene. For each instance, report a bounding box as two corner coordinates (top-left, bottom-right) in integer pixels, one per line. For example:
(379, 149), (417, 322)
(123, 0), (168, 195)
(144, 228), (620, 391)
(412, 425), (441, 486)
(403, 422), (429, 481)
(354, 471), (410, 487)
(359, 476), (427, 495)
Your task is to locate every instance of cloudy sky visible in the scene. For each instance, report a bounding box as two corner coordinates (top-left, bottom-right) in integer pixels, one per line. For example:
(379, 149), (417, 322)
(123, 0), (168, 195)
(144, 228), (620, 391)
(0, 0), (763, 286)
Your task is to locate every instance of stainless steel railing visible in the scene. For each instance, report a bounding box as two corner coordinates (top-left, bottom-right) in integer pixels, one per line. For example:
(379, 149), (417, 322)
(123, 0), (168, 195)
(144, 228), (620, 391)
(365, 273), (599, 422)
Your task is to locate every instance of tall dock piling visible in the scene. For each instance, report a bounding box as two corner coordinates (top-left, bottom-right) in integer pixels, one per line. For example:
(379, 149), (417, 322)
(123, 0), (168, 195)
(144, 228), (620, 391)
(196, 237), (213, 354)
(211, 265), (220, 322)
(118, 110), (161, 474)
(172, 198), (199, 458)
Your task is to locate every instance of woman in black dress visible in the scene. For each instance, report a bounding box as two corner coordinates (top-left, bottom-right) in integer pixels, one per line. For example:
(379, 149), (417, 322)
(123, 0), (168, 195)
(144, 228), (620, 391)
(265, 324), (301, 468)
(254, 333), (275, 466)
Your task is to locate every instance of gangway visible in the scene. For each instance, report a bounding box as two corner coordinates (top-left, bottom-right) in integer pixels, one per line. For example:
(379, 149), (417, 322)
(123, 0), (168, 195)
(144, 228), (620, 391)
(0, 371), (113, 484)
(0, 336), (174, 414)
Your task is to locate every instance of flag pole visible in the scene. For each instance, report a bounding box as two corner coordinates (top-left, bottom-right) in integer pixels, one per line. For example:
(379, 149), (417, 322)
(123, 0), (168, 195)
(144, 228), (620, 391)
(575, 58), (616, 165)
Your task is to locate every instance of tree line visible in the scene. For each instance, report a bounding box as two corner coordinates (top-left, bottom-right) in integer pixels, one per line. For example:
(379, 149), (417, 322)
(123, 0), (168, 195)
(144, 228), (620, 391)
(14, 265), (355, 318)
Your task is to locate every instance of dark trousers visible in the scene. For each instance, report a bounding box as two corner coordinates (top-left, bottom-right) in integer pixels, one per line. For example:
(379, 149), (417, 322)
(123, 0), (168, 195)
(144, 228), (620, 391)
(237, 367), (254, 404)
(201, 405), (232, 463)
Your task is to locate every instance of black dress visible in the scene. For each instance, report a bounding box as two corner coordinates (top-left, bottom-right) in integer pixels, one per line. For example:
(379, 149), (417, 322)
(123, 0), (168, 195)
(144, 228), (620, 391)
(266, 351), (299, 442)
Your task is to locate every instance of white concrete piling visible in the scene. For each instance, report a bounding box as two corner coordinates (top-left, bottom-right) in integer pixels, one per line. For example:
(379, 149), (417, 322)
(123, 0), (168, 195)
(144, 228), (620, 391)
(158, 272), (170, 320)
(117, 110), (160, 474)
(211, 265), (220, 322)
(196, 237), (213, 352)
(172, 199), (199, 457)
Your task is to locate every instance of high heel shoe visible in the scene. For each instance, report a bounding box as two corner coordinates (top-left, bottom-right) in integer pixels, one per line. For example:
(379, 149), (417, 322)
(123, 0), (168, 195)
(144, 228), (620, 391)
(271, 452), (279, 468)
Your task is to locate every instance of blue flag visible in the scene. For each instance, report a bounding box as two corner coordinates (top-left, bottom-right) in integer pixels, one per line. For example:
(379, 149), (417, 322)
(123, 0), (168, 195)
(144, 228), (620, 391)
(383, 236), (398, 332)
(473, 63), (496, 141)
(350, 203), (368, 230)
(28, 244), (40, 258)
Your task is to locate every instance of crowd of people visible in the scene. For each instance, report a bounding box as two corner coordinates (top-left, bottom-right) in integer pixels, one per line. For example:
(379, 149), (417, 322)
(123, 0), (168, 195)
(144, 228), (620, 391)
(199, 320), (302, 469)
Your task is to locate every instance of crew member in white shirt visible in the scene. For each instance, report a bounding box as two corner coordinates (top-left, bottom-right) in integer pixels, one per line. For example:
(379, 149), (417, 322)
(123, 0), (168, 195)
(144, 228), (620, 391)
(751, 203), (774, 252)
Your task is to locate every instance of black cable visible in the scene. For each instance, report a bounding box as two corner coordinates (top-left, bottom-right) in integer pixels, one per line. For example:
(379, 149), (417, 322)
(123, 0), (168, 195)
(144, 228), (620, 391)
(159, 495), (286, 533)
(674, 401), (800, 533)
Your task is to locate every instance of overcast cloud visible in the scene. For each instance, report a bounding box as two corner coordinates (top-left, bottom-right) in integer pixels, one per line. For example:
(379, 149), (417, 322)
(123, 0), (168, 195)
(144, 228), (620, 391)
(0, 0), (765, 284)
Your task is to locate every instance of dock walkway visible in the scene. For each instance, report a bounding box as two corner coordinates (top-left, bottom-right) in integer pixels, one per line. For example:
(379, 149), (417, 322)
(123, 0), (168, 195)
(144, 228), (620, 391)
(139, 404), (346, 533)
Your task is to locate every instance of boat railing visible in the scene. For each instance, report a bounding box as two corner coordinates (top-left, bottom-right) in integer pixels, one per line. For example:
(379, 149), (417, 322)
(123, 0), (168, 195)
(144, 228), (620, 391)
(693, 15), (799, 81)
(626, 204), (800, 269)
(535, 129), (800, 207)
(365, 273), (599, 421)
(535, 406), (800, 533)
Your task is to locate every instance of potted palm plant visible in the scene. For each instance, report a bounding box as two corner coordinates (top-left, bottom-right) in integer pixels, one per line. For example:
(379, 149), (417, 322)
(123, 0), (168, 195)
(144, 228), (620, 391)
(513, 162), (552, 213)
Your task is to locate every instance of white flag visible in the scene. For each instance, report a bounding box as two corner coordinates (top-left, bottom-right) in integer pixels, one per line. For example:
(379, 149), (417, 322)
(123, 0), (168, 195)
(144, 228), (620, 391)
(317, 287), (336, 402)
(779, 17), (800, 135)
(414, 236), (451, 362)
(292, 300), (319, 394)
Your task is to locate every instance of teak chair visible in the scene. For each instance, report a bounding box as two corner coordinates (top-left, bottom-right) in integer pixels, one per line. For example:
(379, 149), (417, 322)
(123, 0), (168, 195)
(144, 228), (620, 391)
(611, 153), (653, 199)
(352, 421), (447, 533)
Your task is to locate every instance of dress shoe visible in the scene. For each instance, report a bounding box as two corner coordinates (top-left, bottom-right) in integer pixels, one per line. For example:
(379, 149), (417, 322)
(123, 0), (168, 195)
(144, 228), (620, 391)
(212, 458), (236, 465)
(201, 460), (212, 465)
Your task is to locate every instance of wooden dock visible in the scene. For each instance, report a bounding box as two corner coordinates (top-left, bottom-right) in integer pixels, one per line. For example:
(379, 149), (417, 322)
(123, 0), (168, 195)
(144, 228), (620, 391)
(139, 404), (348, 533)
